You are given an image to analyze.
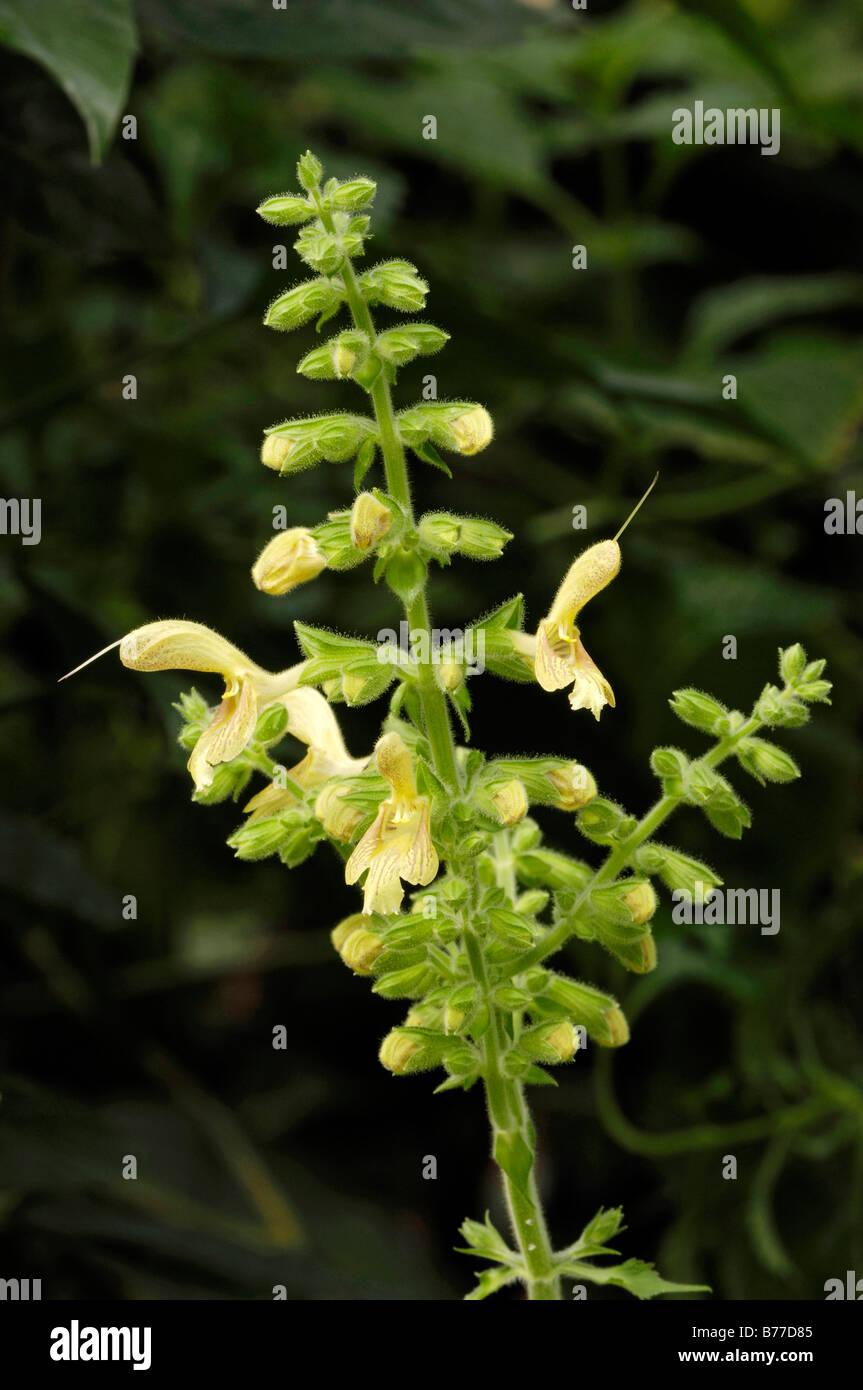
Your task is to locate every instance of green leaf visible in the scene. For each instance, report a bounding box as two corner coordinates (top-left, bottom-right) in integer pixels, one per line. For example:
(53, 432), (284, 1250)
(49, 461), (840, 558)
(562, 1257), (710, 1300)
(464, 1264), (523, 1301)
(0, 0), (137, 163)
(493, 1130), (534, 1197)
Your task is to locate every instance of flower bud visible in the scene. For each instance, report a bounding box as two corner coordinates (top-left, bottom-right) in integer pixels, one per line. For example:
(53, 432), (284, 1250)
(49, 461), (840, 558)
(379, 1030), (424, 1074)
(520, 1020), (579, 1064)
(448, 406), (493, 456)
(342, 672), (370, 704)
(438, 659), (464, 692)
(443, 1004), (466, 1033)
(458, 517), (511, 558)
(358, 259), (428, 312)
(337, 925), (385, 975)
(547, 763), (597, 811)
(252, 528), (327, 595)
(226, 815), (288, 861)
(736, 737), (800, 786)
(257, 194), (314, 225)
(329, 177), (377, 210)
(296, 150), (323, 191)
(610, 933), (657, 974)
(350, 492), (392, 551)
(372, 963), (437, 999)
(491, 779), (528, 826)
(331, 914), (367, 954)
(418, 512), (461, 552)
(261, 435), (295, 470)
(265, 278), (341, 332)
(314, 783), (365, 841)
(543, 976), (629, 1048)
(623, 881), (657, 925)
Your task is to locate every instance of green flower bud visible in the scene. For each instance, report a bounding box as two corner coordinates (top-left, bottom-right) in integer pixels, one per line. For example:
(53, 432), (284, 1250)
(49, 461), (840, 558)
(736, 737), (801, 786)
(265, 278), (342, 332)
(516, 848), (592, 892)
(779, 643), (807, 685)
(458, 517), (512, 559)
(635, 843), (721, 898)
(486, 908), (536, 949)
(608, 933), (657, 975)
(192, 760), (251, 806)
(227, 815), (288, 861)
(253, 702), (289, 745)
(668, 688), (728, 735)
(375, 324), (449, 366)
(328, 177), (377, 210)
(296, 149), (323, 191)
(358, 260), (428, 312)
(520, 1020), (579, 1064)
(542, 976), (629, 1048)
(419, 512), (461, 553)
(515, 889), (549, 915)
(372, 963), (437, 999)
(256, 194), (314, 226)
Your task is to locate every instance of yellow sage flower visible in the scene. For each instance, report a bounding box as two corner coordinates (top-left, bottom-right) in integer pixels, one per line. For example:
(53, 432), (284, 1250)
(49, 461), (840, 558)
(345, 731), (438, 915)
(244, 686), (369, 820)
(534, 539), (620, 719)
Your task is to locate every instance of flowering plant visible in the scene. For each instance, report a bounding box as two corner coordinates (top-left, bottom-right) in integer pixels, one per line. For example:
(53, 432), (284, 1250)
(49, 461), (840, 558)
(67, 152), (831, 1300)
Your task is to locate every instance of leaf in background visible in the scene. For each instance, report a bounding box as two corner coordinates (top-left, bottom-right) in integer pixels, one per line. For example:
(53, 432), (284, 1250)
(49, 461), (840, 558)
(684, 275), (863, 360)
(138, 0), (553, 60)
(730, 334), (863, 469)
(0, 0), (137, 162)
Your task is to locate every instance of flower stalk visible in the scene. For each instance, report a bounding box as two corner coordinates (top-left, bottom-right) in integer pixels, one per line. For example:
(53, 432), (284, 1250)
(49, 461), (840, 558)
(69, 152), (833, 1303)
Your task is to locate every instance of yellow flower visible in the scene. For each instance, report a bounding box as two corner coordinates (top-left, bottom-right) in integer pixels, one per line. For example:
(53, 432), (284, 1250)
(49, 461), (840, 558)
(345, 731), (439, 915)
(449, 405), (493, 455)
(251, 528), (326, 595)
(114, 620), (305, 793)
(314, 782), (366, 841)
(244, 686), (369, 819)
(534, 539), (620, 719)
(350, 492), (392, 551)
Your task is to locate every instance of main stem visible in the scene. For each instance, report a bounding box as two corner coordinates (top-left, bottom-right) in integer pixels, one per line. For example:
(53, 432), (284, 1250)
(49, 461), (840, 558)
(329, 216), (559, 1296)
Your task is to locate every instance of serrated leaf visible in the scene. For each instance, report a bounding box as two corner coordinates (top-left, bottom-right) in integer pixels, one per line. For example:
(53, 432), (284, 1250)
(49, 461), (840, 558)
(562, 1257), (709, 1300)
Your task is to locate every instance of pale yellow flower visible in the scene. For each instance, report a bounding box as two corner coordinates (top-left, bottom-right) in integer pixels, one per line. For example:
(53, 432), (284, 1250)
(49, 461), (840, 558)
(534, 540), (620, 719)
(112, 620), (305, 792)
(251, 528), (326, 595)
(345, 731), (439, 915)
(244, 685), (369, 819)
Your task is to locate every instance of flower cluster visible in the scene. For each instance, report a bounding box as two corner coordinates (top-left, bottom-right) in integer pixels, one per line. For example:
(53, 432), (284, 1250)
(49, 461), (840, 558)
(65, 153), (831, 1303)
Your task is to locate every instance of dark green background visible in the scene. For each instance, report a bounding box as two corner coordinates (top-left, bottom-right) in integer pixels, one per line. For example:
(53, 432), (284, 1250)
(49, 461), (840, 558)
(1, 0), (861, 1300)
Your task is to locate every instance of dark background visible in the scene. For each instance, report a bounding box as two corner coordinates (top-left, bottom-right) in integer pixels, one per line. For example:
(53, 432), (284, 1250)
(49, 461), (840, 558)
(0, 0), (861, 1300)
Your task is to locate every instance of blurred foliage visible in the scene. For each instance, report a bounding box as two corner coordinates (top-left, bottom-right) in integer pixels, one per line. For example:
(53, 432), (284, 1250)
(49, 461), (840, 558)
(0, 0), (861, 1300)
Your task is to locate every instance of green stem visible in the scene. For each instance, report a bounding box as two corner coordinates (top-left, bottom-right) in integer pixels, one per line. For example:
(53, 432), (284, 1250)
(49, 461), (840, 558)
(463, 924), (560, 1299)
(318, 198), (459, 788)
(317, 188), (556, 1295)
(509, 714), (763, 975)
